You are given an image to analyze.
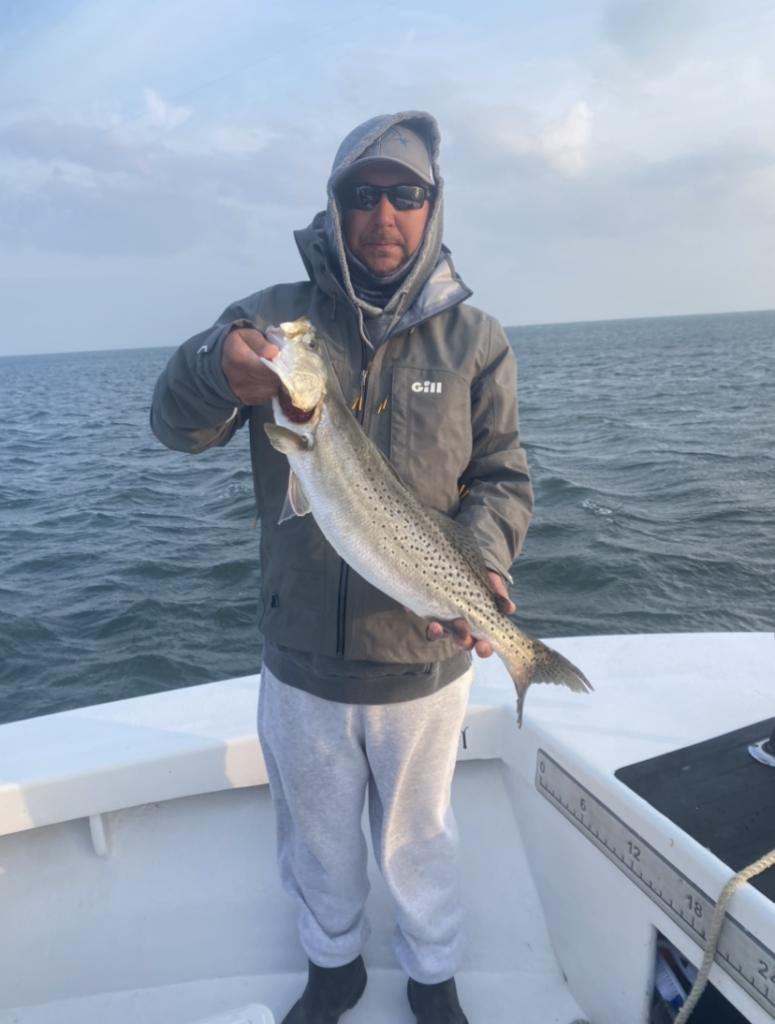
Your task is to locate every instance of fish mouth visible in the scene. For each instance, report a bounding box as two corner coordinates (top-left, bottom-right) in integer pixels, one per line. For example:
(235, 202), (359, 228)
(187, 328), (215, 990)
(260, 323), (325, 423)
(260, 354), (320, 422)
(278, 384), (317, 424)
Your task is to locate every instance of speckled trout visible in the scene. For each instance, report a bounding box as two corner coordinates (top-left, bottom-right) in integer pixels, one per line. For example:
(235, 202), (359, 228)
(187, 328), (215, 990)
(262, 318), (592, 725)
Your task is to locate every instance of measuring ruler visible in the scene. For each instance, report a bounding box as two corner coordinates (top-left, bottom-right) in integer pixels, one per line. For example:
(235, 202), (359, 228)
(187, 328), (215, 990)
(536, 749), (775, 1019)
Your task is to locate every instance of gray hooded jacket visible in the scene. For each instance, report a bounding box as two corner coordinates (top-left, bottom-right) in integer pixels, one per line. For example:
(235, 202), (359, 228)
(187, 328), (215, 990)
(150, 111), (534, 704)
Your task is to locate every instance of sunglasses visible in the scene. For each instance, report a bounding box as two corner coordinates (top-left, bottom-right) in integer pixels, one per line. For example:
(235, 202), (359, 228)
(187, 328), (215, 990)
(342, 184), (433, 212)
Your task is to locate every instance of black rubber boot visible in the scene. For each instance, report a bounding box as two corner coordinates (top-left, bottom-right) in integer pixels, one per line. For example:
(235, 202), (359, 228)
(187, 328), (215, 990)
(407, 977), (470, 1023)
(281, 956), (367, 1024)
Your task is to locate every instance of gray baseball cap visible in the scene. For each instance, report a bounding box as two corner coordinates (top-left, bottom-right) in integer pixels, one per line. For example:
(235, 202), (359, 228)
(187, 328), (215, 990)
(348, 123), (434, 185)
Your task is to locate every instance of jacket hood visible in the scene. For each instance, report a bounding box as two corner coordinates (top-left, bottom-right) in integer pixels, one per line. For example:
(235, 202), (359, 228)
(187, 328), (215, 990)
(319, 112), (455, 346)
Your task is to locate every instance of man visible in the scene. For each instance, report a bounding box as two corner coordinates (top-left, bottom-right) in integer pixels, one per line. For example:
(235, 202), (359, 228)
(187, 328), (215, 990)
(151, 112), (533, 1024)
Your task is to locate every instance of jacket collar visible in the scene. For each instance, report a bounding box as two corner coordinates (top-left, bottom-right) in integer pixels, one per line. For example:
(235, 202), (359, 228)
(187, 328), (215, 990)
(295, 220), (472, 344)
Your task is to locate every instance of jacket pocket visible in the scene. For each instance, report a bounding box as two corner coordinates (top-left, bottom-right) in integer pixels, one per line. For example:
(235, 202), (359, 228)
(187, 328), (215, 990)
(389, 366), (472, 512)
(258, 564), (327, 643)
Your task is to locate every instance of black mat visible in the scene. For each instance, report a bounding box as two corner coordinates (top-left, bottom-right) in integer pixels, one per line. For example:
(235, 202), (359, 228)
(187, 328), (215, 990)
(616, 717), (775, 904)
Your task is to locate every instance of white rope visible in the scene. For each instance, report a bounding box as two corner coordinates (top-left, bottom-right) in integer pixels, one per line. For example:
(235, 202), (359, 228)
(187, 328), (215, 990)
(673, 846), (775, 1024)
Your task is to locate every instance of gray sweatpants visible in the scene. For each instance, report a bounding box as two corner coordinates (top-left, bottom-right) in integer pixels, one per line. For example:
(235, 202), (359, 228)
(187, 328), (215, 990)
(257, 664), (473, 984)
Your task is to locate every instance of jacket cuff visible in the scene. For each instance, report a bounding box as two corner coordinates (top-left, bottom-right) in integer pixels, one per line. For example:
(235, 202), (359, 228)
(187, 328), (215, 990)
(484, 562), (514, 586)
(195, 320), (256, 408)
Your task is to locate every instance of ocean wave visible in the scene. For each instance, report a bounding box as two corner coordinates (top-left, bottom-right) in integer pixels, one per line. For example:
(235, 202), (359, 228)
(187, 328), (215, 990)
(0, 312), (773, 723)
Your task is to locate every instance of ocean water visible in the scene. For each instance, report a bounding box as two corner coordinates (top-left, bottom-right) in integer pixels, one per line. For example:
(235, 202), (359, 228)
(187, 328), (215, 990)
(1, 310), (773, 724)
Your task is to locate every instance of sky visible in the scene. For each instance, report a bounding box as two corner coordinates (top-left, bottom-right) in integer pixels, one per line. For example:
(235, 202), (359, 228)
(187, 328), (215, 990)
(0, 0), (774, 355)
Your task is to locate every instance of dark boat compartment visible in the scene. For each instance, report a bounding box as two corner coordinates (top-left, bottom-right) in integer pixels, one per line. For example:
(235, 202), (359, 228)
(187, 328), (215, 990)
(616, 716), (775, 904)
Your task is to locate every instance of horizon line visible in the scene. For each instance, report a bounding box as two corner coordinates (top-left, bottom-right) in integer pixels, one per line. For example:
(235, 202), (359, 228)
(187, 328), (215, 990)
(1, 306), (773, 359)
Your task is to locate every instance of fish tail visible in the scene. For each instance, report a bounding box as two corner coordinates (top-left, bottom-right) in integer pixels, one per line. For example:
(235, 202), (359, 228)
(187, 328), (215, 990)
(502, 638), (593, 728)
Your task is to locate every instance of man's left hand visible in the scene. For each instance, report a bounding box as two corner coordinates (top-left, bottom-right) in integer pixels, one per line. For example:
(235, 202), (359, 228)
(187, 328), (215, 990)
(426, 572), (516, 658)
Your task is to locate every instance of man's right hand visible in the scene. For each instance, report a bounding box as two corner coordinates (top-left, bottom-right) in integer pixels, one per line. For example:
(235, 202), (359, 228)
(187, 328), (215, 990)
(221, 326), (281, 405)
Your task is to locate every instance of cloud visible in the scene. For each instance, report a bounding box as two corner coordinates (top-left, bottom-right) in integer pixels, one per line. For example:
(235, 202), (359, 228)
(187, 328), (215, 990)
(137, 88), (192, 131)
(0, 0), (774, 356)
(0, 97), (326, 259)
(459, 130), (775, 242)
(206, 126), (278, 156)
(602, 0), (710, 67)
(459, 102), (594, 179)
(541, 102), (593, 177)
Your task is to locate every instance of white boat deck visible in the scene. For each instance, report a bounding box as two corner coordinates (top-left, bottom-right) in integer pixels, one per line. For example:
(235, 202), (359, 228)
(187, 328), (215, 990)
(0, 632), (773, 1024)
(0, 760), (583, 1024)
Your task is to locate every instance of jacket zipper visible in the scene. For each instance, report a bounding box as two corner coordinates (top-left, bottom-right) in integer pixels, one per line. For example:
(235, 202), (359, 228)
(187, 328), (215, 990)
(336, 347), (374, 654)
(333, 302), (457, 654)
(335, 559), (348, 655)
(356, 368), (369, 421)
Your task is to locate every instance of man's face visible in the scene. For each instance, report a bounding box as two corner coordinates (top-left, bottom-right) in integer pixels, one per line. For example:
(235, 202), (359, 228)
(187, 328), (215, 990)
(342, 163), (431, 276)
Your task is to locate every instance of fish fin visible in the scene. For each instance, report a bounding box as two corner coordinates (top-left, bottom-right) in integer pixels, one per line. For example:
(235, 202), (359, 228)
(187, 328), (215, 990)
(502, 638), (593, 728)
(288, 470), (311, 516)
(278, 470), (312, 523)
(265, 423), (306, 454)
(278, 495), (296, 524)
(493, 591), (513, 615)
(427, 618), (471, 642)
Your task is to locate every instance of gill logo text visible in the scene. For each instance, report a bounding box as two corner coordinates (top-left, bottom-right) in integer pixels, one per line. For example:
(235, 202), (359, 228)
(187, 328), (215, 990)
(411, 381), (442, 394)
